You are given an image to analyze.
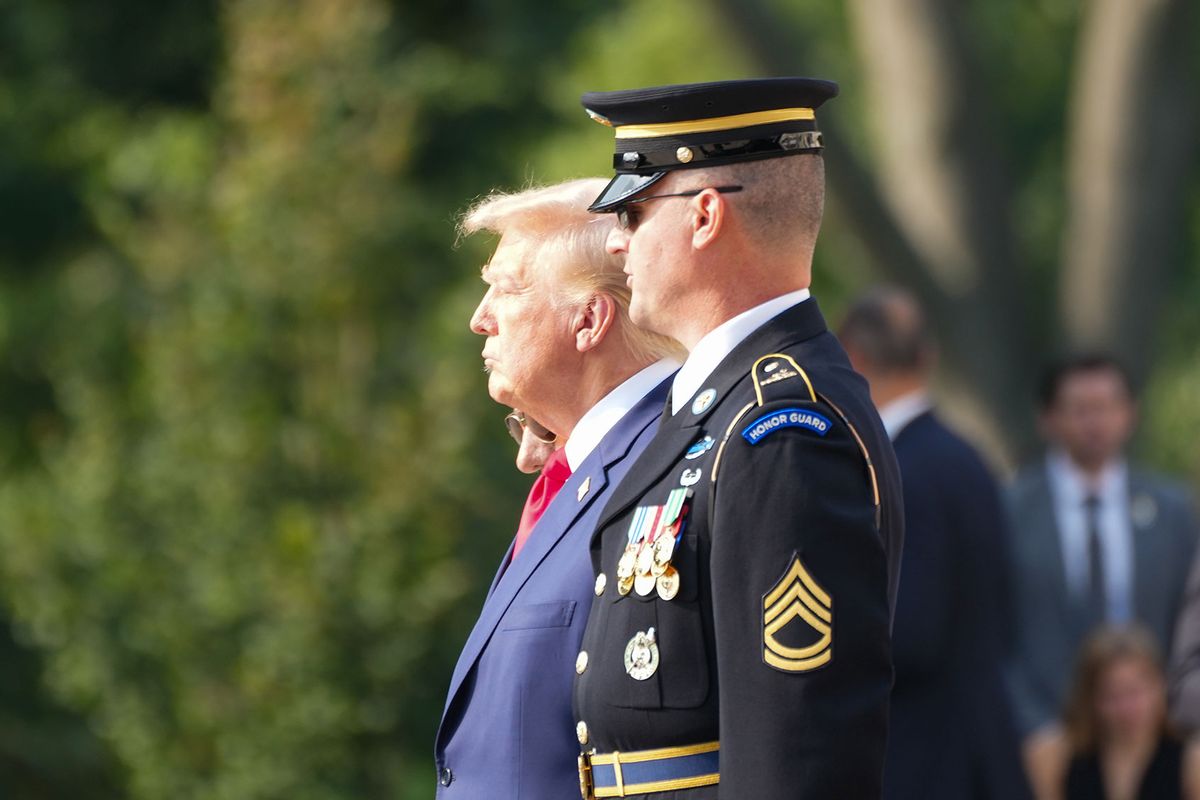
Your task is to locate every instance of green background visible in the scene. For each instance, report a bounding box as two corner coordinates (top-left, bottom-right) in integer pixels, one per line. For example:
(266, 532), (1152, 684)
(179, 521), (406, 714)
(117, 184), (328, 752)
(0, 0), (1196, 796)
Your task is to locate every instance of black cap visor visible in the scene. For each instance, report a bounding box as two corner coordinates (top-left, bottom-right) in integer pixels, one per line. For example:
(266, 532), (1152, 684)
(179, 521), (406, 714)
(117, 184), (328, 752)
(588, 171), (668, 213)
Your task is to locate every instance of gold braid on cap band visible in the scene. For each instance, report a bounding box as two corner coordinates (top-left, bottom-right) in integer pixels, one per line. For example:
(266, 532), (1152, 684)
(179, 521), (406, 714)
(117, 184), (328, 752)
(613, 107), (814, 139)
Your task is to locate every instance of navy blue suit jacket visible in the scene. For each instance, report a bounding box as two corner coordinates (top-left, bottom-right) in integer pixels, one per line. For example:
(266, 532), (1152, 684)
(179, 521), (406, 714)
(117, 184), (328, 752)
(883, 411), (1031, 800)
(434, 378), (670, 799)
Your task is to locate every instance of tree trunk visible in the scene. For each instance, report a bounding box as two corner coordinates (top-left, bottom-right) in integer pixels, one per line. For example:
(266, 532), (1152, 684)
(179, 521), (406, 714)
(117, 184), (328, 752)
(1058, 0), (1199, 381)
(710, 0), (1034, 463)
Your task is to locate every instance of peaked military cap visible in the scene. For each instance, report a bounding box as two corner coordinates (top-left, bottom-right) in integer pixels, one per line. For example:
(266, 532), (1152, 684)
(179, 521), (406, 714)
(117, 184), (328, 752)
(581, 77), (838, 212)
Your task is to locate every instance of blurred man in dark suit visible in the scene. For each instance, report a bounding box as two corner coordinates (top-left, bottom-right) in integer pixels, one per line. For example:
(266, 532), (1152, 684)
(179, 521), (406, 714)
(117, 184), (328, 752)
(1007, 354), (1197, 761)
(841, 287), (1031, 800)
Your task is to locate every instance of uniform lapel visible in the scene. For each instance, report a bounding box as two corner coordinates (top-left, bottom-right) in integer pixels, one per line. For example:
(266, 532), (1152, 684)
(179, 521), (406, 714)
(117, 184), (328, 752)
(594, 299), (830, 534)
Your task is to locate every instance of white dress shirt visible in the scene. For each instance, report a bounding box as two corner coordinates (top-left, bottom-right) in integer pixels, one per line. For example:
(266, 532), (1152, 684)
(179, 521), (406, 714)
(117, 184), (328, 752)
(878, 390), (932, 441)
(564, 359), (680, 471)
(1046, 450), (1133, 623)
(670, 289), (811, 415)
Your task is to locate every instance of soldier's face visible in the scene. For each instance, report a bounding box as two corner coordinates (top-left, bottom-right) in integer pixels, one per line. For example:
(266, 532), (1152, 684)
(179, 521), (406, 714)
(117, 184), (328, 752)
(470, 236), (578, 417)
(605, 184), (691, 333)
(1040, 368), (1135, 471)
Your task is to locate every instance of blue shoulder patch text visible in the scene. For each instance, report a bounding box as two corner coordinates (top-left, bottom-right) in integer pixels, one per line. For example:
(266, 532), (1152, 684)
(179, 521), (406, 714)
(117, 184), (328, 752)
(741, 408), (832, 445)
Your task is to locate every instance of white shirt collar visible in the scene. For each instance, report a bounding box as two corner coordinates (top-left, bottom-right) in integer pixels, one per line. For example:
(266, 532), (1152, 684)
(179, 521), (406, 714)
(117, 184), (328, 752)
(671, 289), (811, 415)
(878, 390), (932, 441)
(1046, 449), (1127, 503)
(563, 359), (679, 471)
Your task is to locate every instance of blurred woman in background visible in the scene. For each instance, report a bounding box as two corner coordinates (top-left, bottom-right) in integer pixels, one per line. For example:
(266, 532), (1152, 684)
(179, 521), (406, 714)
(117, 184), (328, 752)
(1028, 626), (1200, 799)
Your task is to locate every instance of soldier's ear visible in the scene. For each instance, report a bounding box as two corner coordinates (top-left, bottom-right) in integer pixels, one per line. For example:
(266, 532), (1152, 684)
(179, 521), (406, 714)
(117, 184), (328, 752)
(690, 188), (727, 251)
(575, 293), (617, 353)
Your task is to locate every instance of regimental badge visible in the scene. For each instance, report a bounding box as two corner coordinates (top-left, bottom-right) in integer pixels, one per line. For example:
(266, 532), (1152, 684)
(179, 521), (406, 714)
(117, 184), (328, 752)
(761, 552), (832, 673)
(691, 388), (717, 415)
(624, 628), (659, 680)
(685, 436), (715, 460)
(679, 468), (702, 487)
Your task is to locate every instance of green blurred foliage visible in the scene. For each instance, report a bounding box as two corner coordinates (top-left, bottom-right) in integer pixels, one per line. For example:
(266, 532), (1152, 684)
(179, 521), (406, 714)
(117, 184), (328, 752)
(0, 0), (1196, 798)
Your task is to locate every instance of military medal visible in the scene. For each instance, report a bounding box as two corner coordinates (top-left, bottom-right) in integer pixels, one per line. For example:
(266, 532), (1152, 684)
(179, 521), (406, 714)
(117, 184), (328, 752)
(635, 543), (656, 576)
(656, 566), (680, 601)
(624, 627), (659, 680)
(634, 571), (657, 596)
(651, 526), (677, 573)
(617, 544), (638, 579)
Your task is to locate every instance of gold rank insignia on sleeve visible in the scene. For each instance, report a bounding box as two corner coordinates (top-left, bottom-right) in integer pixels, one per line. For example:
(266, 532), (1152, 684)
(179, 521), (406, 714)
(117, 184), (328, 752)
(762, 552), (832, 673)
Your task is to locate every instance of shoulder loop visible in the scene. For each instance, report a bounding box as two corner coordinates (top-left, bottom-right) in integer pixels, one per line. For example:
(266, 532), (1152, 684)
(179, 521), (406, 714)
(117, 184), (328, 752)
(817, 393), (882, 531)
(751, 353), (816, 407)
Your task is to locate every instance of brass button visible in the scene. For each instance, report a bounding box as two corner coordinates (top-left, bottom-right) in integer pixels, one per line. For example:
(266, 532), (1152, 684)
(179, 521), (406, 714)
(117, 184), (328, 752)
(576, 720), (589, 745)
(594, 573), (607, 596)
(576, 650), (589, 674)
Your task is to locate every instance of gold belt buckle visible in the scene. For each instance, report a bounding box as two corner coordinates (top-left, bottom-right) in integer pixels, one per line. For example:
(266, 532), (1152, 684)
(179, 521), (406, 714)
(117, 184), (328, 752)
(578, 750), (596, 800)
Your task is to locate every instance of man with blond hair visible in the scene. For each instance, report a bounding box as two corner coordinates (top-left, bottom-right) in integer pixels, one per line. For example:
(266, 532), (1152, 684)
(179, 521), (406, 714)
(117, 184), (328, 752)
(434, 178), (682, 799)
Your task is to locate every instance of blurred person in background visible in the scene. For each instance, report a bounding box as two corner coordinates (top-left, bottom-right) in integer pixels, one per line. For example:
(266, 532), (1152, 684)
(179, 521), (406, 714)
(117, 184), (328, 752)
(840, 287), (1031, 800)
(1009, 355), (1198, 766)
(434, 178), (682, 799)
(1164, 522), (1200, 731)
(1025, 626), (1200, 800)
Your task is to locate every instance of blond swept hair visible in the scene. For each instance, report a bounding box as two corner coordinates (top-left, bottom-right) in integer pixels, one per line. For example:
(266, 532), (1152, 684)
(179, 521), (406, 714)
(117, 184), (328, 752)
(461, 178), (683, 364)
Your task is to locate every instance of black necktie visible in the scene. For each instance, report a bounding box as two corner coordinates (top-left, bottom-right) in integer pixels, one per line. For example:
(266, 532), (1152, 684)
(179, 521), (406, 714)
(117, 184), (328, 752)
(1084, 494), (1106, 627)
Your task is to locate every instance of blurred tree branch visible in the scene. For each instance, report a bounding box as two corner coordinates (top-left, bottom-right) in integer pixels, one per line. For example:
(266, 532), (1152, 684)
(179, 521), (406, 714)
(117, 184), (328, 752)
(710, 0), (1032, 458)
(711, 0), (1198, 462)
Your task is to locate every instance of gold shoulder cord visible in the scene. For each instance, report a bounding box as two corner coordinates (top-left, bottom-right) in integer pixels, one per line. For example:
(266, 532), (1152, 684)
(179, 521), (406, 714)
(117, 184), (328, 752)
(709, 355), (882, 530)
(712, 354), (815, 483)
(817, 394), (882, 530)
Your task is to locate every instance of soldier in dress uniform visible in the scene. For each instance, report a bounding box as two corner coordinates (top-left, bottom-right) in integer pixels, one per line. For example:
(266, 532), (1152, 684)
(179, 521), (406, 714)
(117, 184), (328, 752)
(571, 78), (904, 799)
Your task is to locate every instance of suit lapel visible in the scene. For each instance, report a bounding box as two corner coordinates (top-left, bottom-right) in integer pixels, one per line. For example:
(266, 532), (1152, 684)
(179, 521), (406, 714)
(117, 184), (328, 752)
(1129, 472), (1163, 620)
(441, 379), (668, 714)
(1033, 464), (1078, 634)
(442, 458), (604, 712)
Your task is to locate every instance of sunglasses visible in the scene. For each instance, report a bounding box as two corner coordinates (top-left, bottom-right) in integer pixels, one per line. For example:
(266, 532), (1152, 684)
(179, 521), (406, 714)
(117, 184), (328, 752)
(504, 411), (557, 445)
(614, 185), (744, 231)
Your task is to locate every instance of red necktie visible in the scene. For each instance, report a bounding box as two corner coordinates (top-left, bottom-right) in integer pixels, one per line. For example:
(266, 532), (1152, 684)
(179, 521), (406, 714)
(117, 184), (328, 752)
(511, 448), (572, 560)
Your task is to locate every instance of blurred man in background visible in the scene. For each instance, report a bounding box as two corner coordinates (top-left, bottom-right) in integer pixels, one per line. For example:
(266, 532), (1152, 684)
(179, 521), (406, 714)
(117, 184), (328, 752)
(840, 287), (1030, 800)
(435, 178), (682, 799)
(1164, 513), (1200, 730)
(1008, 355), (1197, 758)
